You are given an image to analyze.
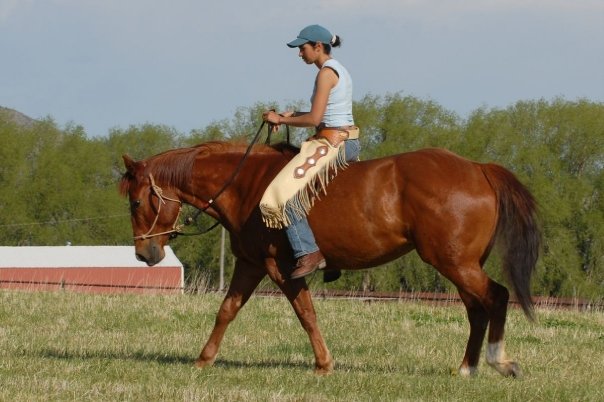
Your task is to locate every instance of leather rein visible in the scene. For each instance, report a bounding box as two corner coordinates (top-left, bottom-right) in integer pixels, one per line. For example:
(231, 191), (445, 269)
(133, 120), (288, 240)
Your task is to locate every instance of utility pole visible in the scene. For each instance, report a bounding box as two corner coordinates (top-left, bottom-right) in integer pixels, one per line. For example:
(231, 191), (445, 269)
(219, 226), (225, 291)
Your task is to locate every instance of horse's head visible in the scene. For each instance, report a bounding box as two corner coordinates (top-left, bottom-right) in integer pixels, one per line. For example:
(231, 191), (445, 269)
(120, 155), (183, 266)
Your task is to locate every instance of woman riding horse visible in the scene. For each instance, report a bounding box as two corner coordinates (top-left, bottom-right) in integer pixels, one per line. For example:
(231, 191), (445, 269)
(120, 140), (539, 377)
(261, 24), (361, 280)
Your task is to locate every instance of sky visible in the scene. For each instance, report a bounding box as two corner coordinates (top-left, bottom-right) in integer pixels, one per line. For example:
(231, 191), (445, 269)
(1, 0), (603, 137)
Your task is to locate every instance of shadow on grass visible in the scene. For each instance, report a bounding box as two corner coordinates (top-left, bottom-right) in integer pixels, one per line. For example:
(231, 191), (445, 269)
(36, 347), (194, 365)
(213, 358), (310, 370)
(34, 347), (314, 371)
(33, 347), (448, 375)
(217, 359), (448, 376)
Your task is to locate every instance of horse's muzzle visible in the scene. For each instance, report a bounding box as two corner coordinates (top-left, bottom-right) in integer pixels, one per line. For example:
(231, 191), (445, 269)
(135, 240), (165, 266)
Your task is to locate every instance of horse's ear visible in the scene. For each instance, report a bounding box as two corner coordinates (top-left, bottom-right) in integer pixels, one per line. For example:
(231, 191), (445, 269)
(122, 154), (137, 174)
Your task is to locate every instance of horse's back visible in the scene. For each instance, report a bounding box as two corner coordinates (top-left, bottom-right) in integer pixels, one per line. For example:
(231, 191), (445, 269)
(318, 148), (491, 211)
(310, 148), (498, 269)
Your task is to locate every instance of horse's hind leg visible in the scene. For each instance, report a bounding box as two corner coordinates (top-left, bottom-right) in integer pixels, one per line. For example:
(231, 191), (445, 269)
(482, 279), (522, 377)
(457, 290), (489, 376)
(265, 261), (333, 374)
(195, 259), (265, 368)
(445, 266), (521, 377)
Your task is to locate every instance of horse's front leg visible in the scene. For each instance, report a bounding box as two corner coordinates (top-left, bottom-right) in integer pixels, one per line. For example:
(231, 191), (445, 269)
(195, 259), (265, 368)
(266, 259), (333, 374)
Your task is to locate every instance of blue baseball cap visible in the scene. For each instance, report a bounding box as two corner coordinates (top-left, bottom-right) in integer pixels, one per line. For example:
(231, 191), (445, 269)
(287, 24), (333, 48)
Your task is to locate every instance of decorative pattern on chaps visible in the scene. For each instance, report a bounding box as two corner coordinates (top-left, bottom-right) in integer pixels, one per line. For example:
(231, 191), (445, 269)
(294, 146), (329, 179)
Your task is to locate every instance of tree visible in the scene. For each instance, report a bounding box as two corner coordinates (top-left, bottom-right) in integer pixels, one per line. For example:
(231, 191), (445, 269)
(1, 97), (602, 298)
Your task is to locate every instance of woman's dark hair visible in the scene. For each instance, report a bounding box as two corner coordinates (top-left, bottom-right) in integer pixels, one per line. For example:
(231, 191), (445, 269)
(308, 35), (342, 55)
(331, 35), (342, 48)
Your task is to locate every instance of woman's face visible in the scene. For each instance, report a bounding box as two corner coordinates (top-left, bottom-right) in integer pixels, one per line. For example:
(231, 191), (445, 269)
(298, 43), (320, 64)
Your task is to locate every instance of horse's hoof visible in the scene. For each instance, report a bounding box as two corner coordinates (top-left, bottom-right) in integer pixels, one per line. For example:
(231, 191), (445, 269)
(323, 269), (341, 283)
(314, 360), (334, 375)
(456, 366), (478, 377)
(490, 361), (522, 378)
(194, 358), (215, 368)
(314, 366), (334, 376)
(507, 362), (522, 378)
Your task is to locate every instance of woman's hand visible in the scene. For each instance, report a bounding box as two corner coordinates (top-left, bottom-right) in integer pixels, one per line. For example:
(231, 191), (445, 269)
(262, 110), (294, 132)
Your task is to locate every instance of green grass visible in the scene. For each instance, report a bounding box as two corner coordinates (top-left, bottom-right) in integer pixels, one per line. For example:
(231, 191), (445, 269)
(1, 290), (603, 401)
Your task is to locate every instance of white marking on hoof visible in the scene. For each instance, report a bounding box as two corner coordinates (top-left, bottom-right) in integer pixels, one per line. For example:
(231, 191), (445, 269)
(458, 366), (478, 377)
(486, 341), (506, 365)
(486, 341), (522, 377)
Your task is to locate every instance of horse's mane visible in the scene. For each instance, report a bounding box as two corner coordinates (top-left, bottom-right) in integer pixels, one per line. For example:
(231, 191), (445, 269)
(119, 141), (298, 196)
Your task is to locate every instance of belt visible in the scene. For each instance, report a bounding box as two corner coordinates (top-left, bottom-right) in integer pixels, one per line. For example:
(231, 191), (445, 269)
(316, 124), (359, 140)
(316, 125), (359, 144)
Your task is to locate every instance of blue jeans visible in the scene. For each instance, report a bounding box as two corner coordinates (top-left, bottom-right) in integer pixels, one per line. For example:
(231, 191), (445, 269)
(285, 139), (360, 258)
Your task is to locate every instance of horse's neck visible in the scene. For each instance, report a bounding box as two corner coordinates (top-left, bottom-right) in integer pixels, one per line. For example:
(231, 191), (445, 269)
(190, 149), (290, 233)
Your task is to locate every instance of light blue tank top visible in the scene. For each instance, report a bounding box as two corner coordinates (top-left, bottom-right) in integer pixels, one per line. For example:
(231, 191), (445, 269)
(312, 59), (354, 127)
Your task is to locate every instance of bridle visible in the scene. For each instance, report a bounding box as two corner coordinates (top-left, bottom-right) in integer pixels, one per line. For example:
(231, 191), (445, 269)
(133, 174), (185, 240)
(132, 120), (289, 241)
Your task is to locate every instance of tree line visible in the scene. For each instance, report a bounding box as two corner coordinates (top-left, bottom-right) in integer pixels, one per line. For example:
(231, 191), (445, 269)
(0, 95), (602, 299)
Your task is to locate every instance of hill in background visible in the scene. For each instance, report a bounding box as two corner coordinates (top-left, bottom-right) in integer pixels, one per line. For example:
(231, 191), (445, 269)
(0, 106), (36, 128)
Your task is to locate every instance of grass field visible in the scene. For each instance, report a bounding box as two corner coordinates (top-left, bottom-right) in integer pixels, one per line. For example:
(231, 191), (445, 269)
(1, 290), (603, 401)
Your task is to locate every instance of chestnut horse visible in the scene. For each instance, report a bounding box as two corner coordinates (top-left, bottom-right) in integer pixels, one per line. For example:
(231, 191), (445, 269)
(119, 141), (539, 377)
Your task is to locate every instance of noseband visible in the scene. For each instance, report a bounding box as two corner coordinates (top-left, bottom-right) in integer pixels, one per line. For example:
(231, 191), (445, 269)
(133, 174), (183, 240)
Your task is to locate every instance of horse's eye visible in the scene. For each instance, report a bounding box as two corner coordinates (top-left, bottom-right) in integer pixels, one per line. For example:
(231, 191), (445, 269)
(131, 200), (141, 210)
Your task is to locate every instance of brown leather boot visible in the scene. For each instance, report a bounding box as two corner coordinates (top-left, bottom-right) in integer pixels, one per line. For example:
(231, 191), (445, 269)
(290, 250), (326, 279)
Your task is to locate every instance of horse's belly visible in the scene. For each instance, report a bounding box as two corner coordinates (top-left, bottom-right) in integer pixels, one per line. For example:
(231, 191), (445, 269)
(311, 209), (413, 269)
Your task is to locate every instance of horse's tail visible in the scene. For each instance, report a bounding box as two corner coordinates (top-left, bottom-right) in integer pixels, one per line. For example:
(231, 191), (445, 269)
(481, 163), (541, 320)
